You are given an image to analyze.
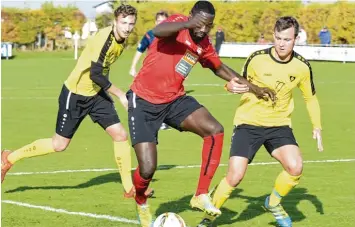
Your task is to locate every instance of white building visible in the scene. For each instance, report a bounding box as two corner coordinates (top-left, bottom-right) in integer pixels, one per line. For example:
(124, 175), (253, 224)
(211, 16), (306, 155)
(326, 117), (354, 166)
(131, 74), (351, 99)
(93, 1), (115, 15)
(81, 20), (98, 40)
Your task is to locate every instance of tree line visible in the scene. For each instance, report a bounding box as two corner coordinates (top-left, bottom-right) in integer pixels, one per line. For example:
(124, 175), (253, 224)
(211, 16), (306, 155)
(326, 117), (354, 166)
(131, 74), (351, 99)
(2, 1), (354, 50)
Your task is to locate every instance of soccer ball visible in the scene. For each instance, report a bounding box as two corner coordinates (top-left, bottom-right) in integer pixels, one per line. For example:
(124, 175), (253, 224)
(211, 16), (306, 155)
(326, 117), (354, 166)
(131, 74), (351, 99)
(153, 212), (186, 227)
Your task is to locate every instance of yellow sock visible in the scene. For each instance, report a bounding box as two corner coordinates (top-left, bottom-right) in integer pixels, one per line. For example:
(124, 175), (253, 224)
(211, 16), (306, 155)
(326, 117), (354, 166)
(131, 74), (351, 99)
(212, 177), (235, 209)
(7, 138), (55, 164)
(269, 170), (301, 207)
(114, 140), (133, 193)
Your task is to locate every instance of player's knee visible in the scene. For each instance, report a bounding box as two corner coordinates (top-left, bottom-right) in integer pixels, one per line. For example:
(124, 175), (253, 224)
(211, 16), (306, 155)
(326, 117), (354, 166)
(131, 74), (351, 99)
(107, 125), (128, 142)
(285, 160), (303, 176)
(140, 164), (156, 179)
(111, 131), (128, 142)
(207, 123), (224, 136)
(226, 171), (245, 187)
(52, 140), (68, 152)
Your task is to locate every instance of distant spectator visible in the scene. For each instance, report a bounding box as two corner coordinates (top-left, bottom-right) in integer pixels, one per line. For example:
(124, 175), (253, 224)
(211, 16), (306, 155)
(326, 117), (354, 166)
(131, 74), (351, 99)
(318, 26), (331, 45)
(215, 26), (225, 55)
(257, 33), (268, 44)
(297, 27), (307, 45)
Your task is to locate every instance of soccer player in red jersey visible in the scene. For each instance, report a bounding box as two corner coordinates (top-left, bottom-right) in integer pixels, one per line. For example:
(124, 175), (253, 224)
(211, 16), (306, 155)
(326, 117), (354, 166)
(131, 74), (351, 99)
(127, 1), (275, 226)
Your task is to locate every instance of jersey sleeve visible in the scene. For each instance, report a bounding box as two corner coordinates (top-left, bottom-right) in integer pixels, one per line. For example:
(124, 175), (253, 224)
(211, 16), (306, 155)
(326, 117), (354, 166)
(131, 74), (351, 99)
(88, 29), (112, 90)
(298, 64), (322, 129)
(137, 32), (151, 53)
(165, 14), (187, 23)
(199, 43), (222, 70)
(241, 54), (256, 80)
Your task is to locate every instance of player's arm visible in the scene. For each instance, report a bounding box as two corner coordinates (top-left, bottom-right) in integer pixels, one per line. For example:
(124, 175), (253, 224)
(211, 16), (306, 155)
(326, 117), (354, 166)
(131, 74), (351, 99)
(153, 13), (210, 38)
(130, 33), (150, 77)
(200, 48), (276, 101)
(298, 66), (323, 151)
(90, 61), (128, 110)
(214, 64), (275, 101)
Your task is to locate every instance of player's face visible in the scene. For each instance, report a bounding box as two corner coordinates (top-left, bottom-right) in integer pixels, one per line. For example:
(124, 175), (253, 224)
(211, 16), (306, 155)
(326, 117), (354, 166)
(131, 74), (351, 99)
(115, 14), (136, 39)
(191, 12), (214, 41)
(155, 15), (167, 25)
(273, 27), (297, 59)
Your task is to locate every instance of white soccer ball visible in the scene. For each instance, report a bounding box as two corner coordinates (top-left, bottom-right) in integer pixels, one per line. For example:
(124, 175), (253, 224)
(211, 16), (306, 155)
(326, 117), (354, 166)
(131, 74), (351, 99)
(153, 212), (186, 227)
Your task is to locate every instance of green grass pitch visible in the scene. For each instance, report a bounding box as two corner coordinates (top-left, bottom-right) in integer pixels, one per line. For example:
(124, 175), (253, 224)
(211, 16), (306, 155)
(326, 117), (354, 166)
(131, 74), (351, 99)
(1, 50), (355, 226)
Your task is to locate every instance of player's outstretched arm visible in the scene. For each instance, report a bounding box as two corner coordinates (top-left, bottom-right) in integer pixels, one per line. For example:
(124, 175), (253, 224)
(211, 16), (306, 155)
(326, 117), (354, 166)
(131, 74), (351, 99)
(214, 63), (276, 101)
(153, 12), (211, 38)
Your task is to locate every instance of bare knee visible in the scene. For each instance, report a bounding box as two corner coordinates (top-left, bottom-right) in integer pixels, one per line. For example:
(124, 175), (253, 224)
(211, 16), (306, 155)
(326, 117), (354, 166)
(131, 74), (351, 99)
(52, 137), (69, 152)
(111, 131), (128, 142)
(226, 170), (245, 187)
(106, 124), (128, 142)
(206, 123), (224, 136)
(140, 164), (156, 179)
(285, 160), (303, 176)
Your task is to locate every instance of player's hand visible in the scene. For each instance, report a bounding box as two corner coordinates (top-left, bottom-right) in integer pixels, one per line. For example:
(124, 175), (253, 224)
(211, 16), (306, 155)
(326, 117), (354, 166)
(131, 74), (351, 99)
(312, 128), (323, 152)
(118, 95), (128, 111)
(226, 77), (249, 94)
(250, 84), (276, 103)
(185, 12), (210, 29)
(129, 68), (136, 77)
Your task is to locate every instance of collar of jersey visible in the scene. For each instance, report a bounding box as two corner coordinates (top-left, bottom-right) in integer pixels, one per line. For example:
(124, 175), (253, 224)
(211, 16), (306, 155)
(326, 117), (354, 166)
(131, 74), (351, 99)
(269, 47), (294, 64)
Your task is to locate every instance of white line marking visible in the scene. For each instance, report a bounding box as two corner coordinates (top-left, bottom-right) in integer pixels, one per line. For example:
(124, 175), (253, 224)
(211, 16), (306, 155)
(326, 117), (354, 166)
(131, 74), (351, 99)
(7, 159), (355, 176)
(2, 81), (354, 90)
(2, 200), (139, 225)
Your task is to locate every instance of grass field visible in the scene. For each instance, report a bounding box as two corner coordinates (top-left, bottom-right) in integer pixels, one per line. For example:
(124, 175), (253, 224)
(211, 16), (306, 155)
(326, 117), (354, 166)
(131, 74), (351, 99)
(1, 50), (355, 227)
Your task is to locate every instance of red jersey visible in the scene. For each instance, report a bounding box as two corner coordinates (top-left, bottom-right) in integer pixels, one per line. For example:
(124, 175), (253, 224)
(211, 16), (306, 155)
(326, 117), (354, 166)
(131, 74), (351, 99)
(131, 14), (222, 104)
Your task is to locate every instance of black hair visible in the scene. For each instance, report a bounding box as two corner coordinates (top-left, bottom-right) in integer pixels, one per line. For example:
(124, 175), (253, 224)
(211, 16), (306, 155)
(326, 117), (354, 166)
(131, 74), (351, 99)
(274, 16), (299, 38)
(191, 0), (215, 15)
(114, 4), (137, 18)
(156, 10), (168, 20)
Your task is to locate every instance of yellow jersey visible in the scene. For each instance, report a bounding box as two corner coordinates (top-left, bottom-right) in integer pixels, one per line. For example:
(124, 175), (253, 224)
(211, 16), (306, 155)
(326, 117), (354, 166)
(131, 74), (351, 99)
(65, 26), (125, 96)
(234, 47), (321, 129)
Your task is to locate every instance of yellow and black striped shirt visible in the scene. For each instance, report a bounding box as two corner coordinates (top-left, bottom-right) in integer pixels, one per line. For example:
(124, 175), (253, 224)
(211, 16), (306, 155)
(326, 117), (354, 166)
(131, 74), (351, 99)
(234, 47), (321, 129)
(65, 26), (125, 96)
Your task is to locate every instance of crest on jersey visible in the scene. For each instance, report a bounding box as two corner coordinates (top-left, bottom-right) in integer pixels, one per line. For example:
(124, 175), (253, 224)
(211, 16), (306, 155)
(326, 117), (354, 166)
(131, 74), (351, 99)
(289, 75), (296, 82)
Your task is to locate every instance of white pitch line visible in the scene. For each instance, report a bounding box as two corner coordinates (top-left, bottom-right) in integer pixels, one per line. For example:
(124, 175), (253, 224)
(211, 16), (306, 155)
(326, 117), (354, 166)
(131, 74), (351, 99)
(2, 81), (354, 90)
(2, 200), (139, 225)
(7, 158), (355, 176)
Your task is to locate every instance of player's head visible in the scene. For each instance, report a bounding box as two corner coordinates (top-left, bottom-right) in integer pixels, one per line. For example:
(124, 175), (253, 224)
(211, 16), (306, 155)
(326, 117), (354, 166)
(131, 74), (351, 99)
(155, 11), (168, 25)
(189, 0), (215, 41)
(114, 4), (137, 39)
(273, 16), (299, 59)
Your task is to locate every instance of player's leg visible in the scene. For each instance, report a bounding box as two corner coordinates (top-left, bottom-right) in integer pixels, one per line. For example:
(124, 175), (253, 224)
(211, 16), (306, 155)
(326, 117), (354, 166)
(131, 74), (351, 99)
(198, 125), (264, 226)
(1, 85), (85, 183)
(126, 90), (164, 227)
(263, 126), (301, 227)
(164, 96), (222, 216)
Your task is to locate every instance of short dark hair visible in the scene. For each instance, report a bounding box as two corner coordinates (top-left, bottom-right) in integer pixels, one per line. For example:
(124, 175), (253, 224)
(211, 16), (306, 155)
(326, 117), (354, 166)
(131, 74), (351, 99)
(274, 16), (299, 38)
(191, 0), (215, 16)
(114, 4), (137, 18)
(156, 10), (168, 20)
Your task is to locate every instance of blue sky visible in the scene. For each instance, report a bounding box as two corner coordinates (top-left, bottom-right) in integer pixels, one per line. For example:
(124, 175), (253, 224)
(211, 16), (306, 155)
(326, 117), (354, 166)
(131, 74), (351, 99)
(1, 0), (104, 19)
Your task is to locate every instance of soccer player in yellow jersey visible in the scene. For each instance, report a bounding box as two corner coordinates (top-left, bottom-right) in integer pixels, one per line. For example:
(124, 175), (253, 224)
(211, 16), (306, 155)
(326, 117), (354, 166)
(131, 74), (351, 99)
(1, 4), (152, 198)
(198, 16), (324, 227)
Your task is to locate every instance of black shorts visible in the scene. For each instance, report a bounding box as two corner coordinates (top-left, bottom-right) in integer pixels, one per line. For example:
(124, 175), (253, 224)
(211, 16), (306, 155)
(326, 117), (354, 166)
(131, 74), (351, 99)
(126, 90), (203, 146)
(56, 85), (120, 139)
(230, 124), (298, 163)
